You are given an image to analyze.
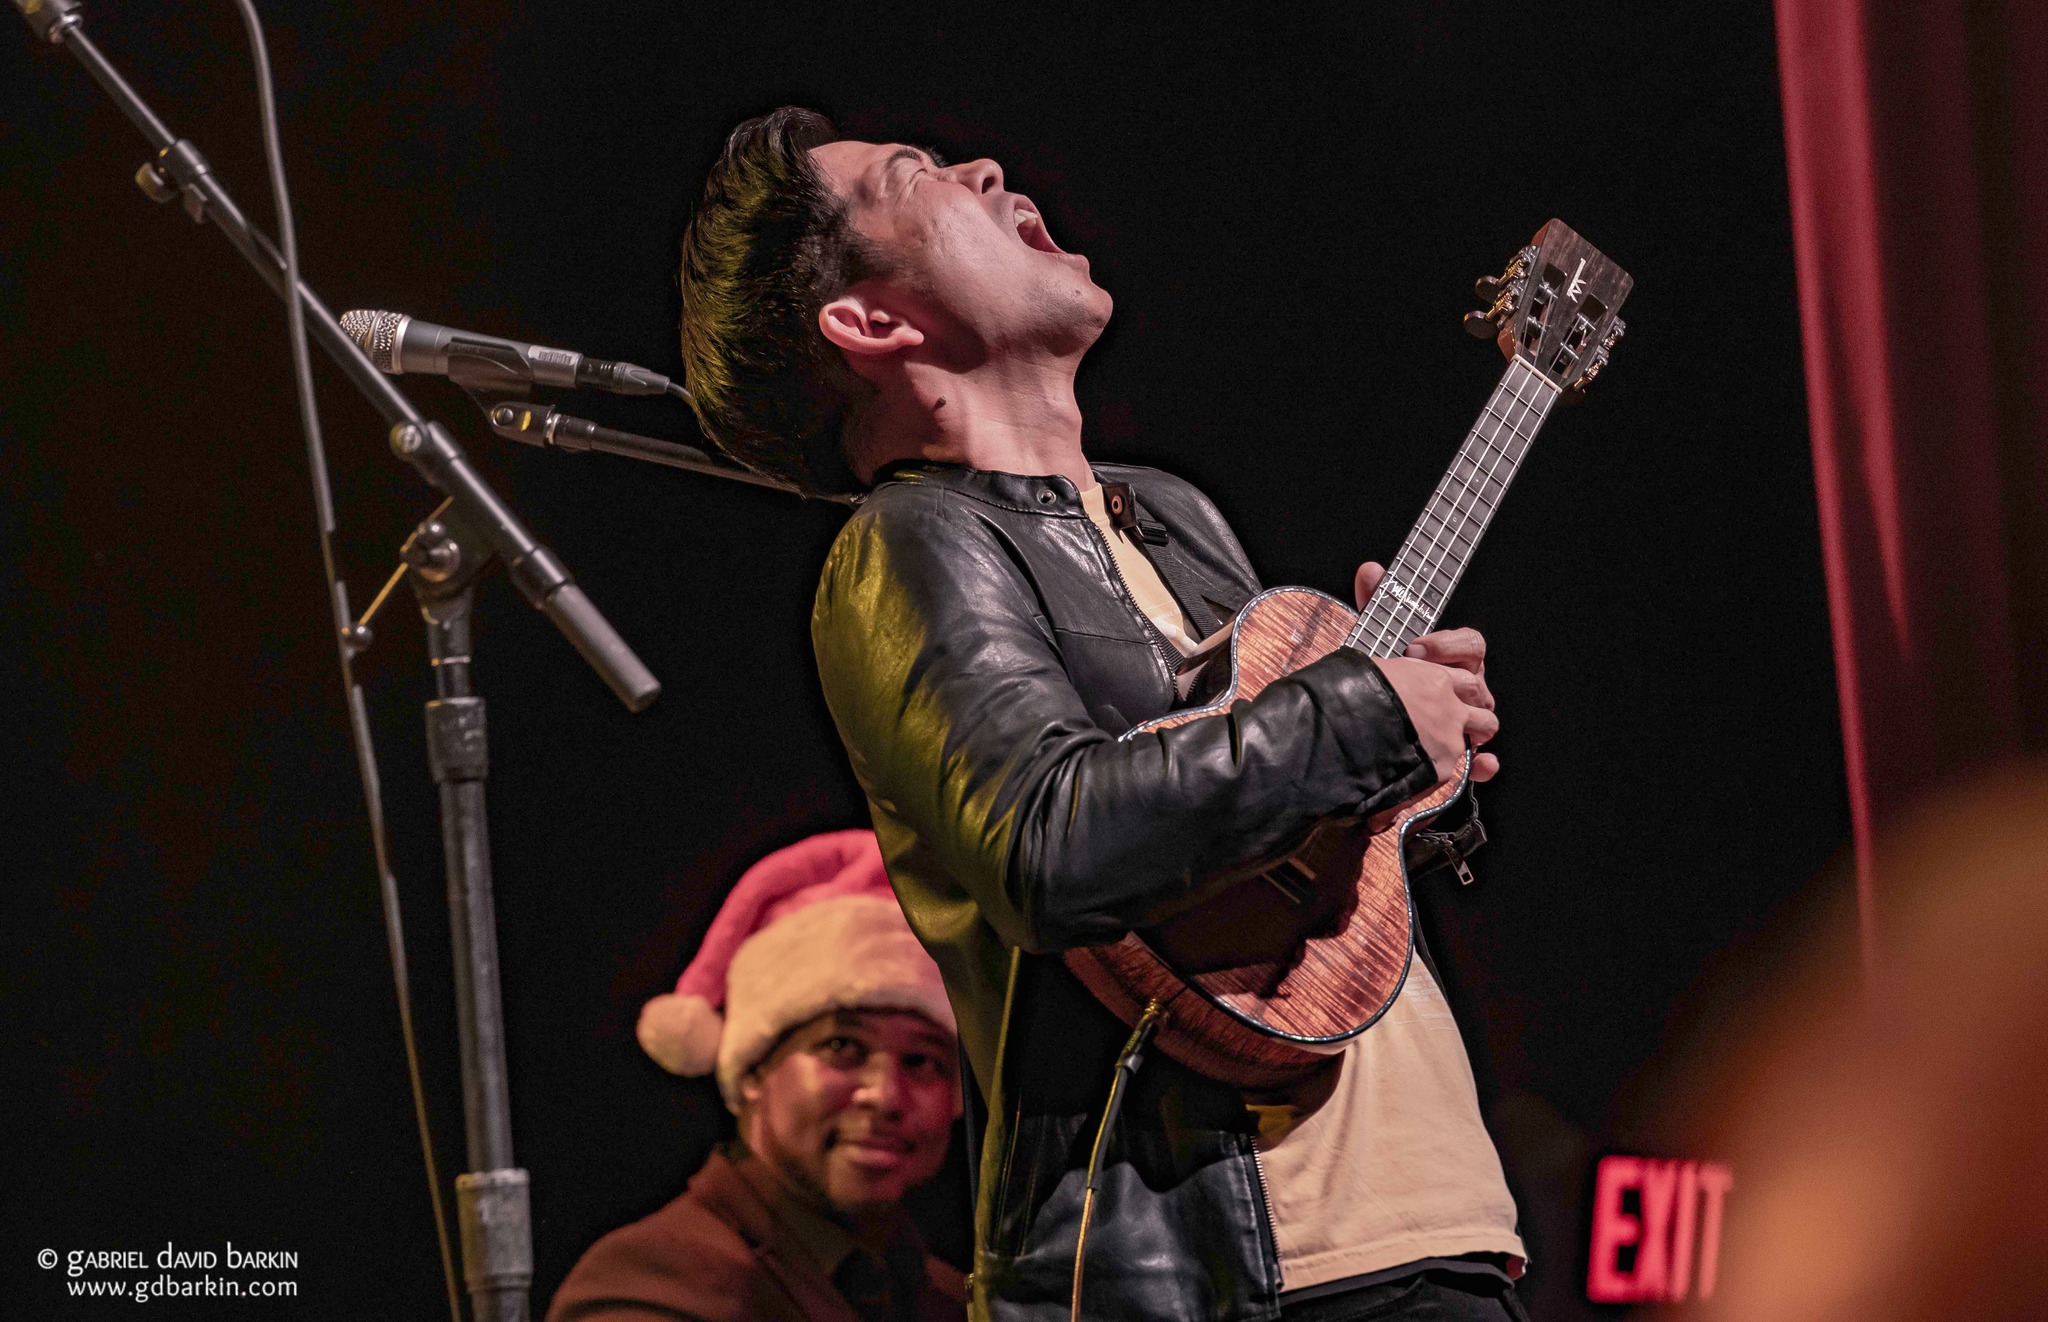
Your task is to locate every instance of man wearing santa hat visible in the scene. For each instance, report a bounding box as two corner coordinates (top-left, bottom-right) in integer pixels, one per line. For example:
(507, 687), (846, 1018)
(548, 830), (966, 1322)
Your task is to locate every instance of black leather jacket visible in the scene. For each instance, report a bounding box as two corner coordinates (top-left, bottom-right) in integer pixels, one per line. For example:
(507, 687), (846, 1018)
(811, 462), (1439, 1321)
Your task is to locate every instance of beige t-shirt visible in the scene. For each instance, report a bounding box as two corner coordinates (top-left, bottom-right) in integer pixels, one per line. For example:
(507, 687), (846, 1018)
(1255, 958), (1525, 1291)
(1077, 482), (1524, 1290)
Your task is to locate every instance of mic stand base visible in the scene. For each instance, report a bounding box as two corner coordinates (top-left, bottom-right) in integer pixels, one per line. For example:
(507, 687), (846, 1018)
(405, 504), (532, 1322)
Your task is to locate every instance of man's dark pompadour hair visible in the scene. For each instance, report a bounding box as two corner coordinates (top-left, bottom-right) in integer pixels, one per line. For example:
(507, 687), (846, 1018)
(679, 107), (876, 495)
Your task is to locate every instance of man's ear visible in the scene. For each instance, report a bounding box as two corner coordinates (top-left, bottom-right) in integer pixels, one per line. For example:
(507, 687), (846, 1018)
(819, 285), (925, 360)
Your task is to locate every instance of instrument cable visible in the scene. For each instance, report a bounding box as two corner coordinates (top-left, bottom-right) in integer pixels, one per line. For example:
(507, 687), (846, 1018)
(1070, 998), (1163, 1322)
(223, 5), (461, 1317)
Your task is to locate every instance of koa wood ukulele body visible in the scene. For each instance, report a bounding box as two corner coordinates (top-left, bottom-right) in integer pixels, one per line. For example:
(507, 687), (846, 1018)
(1064, 220), (1633, 1088)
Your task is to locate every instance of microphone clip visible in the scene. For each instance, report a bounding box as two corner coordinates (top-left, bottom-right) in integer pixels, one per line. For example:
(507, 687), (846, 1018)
(444, 341), (537, 403)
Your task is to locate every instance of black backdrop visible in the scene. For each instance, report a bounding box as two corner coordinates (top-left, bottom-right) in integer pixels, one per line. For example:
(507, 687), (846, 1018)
(2, 4), (1847, 1318)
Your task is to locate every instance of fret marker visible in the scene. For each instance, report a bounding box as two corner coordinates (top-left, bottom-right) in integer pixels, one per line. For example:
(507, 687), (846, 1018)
(1378, 576), (1422, 611)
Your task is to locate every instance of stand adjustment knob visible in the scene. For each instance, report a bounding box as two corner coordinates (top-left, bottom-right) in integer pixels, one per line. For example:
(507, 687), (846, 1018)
(401, 519), (462, 583)
(134, 160), (176, 204)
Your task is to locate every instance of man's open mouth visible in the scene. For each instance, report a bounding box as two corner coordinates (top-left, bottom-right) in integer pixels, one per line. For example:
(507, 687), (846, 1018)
(1013, 205), (1066, 255)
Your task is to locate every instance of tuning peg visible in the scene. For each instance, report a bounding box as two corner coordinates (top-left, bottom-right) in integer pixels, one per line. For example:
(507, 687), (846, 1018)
(1463, 310), (1500, 340)
(1474, 275), (1504, 304)
(1569, 346), (1612, 398)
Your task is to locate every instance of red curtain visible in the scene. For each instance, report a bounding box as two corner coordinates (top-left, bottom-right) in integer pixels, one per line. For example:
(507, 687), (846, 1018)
(1775, 0), (2048, 971)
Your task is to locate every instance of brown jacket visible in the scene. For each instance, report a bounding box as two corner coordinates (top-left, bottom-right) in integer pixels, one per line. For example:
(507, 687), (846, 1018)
(547, 1148), (965, 1322)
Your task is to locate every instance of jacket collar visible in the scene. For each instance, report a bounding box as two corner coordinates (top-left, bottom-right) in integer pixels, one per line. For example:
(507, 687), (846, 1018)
(722, 1146), (867, 1280)
(684, 1147), (861, 1321)
(871, 460), (1089, 516)
(691, 1144), (930, 1318)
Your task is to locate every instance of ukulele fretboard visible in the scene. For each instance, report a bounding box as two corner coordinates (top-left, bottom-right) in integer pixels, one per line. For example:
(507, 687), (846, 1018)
(1346, 358), (1560, 655)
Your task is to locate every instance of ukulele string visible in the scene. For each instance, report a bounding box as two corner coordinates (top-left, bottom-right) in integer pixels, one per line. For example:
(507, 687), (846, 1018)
(1388, 360), (1548, 641)
(1386, 361), (1550, 646)
(1350, 361), (1530, 654)
(1352, 359), (1548, 656)
(1394, 364), (1548, 641)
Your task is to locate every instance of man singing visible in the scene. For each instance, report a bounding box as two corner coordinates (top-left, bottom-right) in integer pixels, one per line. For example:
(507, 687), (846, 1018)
(675, 109), (1527, 1321)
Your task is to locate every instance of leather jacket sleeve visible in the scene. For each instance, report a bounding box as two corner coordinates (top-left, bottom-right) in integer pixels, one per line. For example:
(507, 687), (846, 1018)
(812, 486), (1438, 955)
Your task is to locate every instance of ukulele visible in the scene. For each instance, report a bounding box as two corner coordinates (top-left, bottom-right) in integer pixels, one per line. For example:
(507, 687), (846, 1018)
(1064, 219), (1633, 1088)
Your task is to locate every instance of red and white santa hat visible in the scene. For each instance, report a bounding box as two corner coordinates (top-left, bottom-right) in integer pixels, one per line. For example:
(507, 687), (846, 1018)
(636, 829), (955, 1111)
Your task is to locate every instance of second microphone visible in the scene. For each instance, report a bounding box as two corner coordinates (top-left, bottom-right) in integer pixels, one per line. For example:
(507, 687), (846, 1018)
(340, 309), (676, 397)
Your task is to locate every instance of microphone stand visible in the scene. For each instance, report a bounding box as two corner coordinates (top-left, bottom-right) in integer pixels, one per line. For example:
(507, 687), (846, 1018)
(482, 398), (850, 501)
(17, 4), (672, 1317)
(18, 0), (660, 707)
(426, 350), (859, 506)
(397, 498), (528, 1322)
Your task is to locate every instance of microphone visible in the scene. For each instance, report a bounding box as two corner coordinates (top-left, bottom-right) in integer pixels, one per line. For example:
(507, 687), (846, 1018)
(339, 310), (675, 396)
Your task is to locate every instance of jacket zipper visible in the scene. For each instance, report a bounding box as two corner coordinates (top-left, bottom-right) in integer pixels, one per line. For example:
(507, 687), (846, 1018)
(1082, 521), (1179, 700)
(1248, 1139), (1285, 1302)
(1081, 506), (1286, 1311)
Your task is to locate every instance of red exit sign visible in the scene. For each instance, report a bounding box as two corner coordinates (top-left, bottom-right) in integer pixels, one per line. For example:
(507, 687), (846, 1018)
(1586, 1156), (1733, 1304)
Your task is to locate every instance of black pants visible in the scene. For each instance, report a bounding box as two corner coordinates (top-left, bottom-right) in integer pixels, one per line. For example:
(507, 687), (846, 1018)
(1278, 1270), (1530, 1322)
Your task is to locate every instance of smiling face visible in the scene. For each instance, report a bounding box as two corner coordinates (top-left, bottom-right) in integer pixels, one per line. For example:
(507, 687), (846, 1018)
(737, 1007), (958, 1217)
(808, 138), (1113, 366)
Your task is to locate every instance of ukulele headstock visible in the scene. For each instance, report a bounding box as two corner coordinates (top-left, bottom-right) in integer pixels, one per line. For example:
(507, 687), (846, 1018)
(1464, 219), (1633, 397)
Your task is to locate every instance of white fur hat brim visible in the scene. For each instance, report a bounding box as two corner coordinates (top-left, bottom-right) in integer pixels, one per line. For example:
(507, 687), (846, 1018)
(714, 894), (956, 1111)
